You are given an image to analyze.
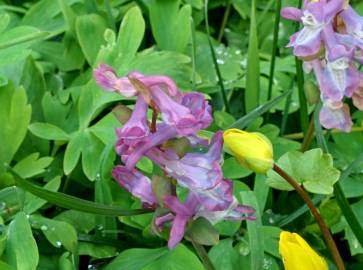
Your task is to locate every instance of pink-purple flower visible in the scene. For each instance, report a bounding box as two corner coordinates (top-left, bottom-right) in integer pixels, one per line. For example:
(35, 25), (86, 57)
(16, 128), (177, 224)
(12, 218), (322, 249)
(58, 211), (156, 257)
(93, 64), (255, 249)
(281, 0), (363, 132)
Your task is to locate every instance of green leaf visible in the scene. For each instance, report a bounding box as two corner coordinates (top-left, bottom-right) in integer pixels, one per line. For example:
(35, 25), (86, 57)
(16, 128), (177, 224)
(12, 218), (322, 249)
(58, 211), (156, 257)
(0, 26), (49, 50)
(58, 252), (75, 270)
(64, 132), (83, 175)
(20, 56), (46, 121)
(76, 14), (107, 65)
(13, 153), (53, 178)
(185, 217), (219, 246)
(105, 244), (204, 270)
(7, 166), (151, 217)
(266, 149), (341, 194)
(0, 261), (15, 270)
(245, 0), (260, 113)
(112, 6), (145, 72)
(6, 212), (39, 270)
(0, 13), (10, 34)
(29, 122), (70, 141)
(54, 210), (95, 234)
(222, 158), (252, 179)
(30, 215), (78, 252)
(23, 176), (61, 214)
(208, 239), (239, 270)
(78, 242), (117, 259)
(0, 83), (31, 175)
(150, 0), (191, 52)
(104, 247), (168, 270)
(240, 191), (264, 270)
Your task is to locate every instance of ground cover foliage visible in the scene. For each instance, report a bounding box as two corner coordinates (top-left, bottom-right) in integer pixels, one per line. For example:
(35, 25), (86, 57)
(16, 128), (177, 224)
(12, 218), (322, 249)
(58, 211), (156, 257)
(1, 0), (363, 269)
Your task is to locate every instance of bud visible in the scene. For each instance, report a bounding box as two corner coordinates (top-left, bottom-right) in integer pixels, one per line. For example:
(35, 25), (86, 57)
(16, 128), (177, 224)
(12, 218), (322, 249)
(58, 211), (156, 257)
(223, 129), (273, 174)
(304, 81), (320, 105)
(279, 231), (328, 270)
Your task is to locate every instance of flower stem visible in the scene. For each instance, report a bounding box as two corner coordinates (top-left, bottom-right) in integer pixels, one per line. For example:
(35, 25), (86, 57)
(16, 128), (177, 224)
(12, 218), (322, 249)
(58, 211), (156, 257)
(273, 164), (345, 270)
(191, 239), (215, 270)
(300, 115), (315, 152)
(217, 0), (231, 42)
(151, 109), (158, 133)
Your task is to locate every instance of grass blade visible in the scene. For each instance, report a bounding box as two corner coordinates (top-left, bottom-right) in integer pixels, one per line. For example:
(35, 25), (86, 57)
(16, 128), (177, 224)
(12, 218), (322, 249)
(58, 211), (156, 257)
(6, 165), (151, 217)
(245, 0), (260, 113)
(204, 0), (230, 113)
(228, 88), (292, 129)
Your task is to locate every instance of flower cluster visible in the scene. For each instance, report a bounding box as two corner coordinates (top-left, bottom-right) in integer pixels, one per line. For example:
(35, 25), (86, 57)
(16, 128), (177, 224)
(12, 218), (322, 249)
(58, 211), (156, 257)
(93, 64), (255, 248)
(281, 0), (363, 132)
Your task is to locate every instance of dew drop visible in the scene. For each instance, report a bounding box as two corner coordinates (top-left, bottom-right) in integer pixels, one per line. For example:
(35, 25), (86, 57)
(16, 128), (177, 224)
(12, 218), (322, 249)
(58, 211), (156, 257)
(216, 59), (225, 65)
(96, 225), (104, 231)
(55, 241), (62, 247)
(40, 225), (48, 231)
(0, 202), (6, 210)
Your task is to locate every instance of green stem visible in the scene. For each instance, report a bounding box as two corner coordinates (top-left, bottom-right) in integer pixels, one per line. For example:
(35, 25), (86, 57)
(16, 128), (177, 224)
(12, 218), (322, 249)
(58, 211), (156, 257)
(266, 0), (281, 103)
(191, 238), (215, 270)
(294, 0), (309, 134)
(204, 0), (230, 113)
(273, 164), (345, 270)
(217, 0), (231, 42)
(300, 115), (315, 152)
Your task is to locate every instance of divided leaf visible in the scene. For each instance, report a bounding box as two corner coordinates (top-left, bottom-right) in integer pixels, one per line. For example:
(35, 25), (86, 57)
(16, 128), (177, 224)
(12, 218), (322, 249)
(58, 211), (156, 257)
(266, 149), (341, 194)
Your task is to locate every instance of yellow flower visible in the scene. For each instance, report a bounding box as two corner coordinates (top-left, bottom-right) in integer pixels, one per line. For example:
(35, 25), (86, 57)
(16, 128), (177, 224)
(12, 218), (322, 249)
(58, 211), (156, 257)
(223, 129), (273, 173)
(279, 231), (328, 270)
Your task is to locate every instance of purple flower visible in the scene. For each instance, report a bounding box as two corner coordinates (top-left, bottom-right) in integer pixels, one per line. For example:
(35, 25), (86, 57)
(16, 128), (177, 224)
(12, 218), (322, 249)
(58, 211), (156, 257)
(319, 100), (352, 132)
(195, 197), (256, 224)
(340, 6), (363, 49)
(162, 195), (199, 249)
(281, 0), (344, 58)
(157, 191), (255, 248)
(115, 96), (150, 151)
(162, 132), (224, 190)
(93, 64), (138, 97)
(311, 58), (359, 102)
(112, 166), (157, 206)
(192, 179), (233, 211)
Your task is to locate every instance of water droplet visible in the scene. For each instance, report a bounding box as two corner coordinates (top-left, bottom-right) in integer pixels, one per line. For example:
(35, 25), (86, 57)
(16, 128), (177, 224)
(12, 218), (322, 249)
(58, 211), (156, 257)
(238, 241), (250, 256)
(0, 202), (6, 210)
(353, 238), (360, 249)
(96, 225), (104, 231)
(262, 257), (273, 269)
(268, 217), (274, 224)
(41, 225), (48, 231)
(55, 241), (62, 247)
(216, 59), (225, 65)
(26, 214), (30, 219)
(235, 49), (241, 55)
(95, 173), (101, 181)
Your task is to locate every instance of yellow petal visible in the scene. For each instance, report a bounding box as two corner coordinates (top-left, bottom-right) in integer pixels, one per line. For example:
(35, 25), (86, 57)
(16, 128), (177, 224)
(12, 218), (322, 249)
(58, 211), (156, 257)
(279, 232), (329, 270)
(223, 129), (273, 173)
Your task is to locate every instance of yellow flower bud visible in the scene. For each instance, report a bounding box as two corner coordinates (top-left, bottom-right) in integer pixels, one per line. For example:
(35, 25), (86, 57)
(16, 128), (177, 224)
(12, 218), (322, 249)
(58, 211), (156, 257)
(279, 231), (328, 270)
(223, 129), (273, 173)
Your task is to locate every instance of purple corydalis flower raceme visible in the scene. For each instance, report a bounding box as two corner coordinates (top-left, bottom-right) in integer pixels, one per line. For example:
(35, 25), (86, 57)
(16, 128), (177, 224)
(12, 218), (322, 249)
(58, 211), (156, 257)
(319, 100), (352, 132)
(112, 166), (157, 206)
(281, 0), (344, 58)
